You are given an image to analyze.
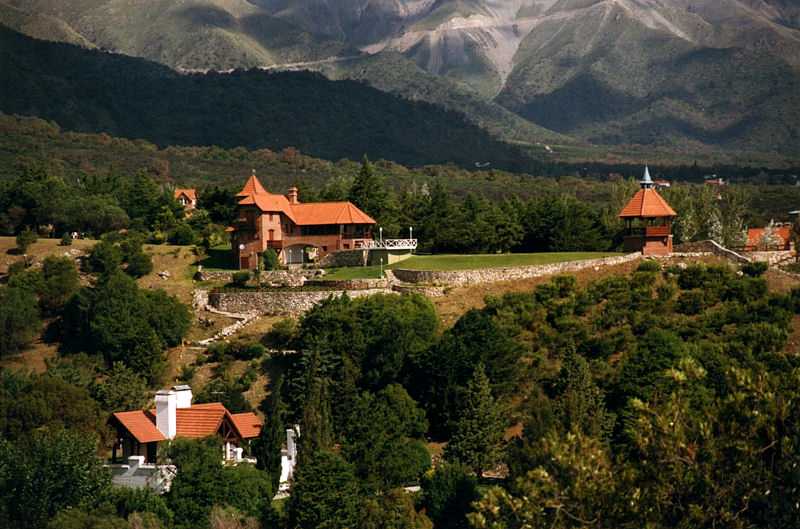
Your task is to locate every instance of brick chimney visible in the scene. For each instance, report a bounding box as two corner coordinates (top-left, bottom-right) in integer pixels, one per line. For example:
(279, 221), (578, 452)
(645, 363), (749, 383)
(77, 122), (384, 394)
(288, 186), (299, 204)
(155, 390), (177, 439)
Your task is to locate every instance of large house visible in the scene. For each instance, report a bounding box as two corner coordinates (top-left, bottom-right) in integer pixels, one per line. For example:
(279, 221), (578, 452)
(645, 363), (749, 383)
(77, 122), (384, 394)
(229, 173), (376, 268)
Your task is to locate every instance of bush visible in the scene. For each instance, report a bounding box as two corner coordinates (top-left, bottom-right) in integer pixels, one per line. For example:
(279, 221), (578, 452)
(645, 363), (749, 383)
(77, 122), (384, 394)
(171, 223), (196, 246)
(205, 342), (229, 362)
(125, 252), (153, 278)
(59, 232), (72, 246)
(741, 261), (769, 277)
(677, 290), (708, 315)
(637, 259), (661, 272)
(263, 248), (280, 271)
(16, 230), (38, 252)
(232, 270), (250, 288)
(233, 343), (265, 361)
(269, 318), (298, 349)
(677, 264), (707, 289)
(86, 241), (123, 276)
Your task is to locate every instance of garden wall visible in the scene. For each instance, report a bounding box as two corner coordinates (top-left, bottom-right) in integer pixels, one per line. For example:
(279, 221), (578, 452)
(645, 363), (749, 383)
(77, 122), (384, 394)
(207, 288), (395, 316)
(390, 253), (642, 286)
(196, 268), (325, 286)
(317, 249), (369, 268)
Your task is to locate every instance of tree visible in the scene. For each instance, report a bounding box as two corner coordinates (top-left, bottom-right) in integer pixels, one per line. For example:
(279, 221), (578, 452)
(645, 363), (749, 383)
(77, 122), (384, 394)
(470, 431), (617, 529)
(253, 376), (287, 491)
(443, 365), (506, 478)
(87, 241), (123, 277)
(39, 255), (80, 314)
(0, 428), (110, 529)
(93, 362), (150, 412)
(348, 154), (396, 233)
(125, 251), (153, 278)
(0, 287), (40, 356)
(360, 488), (433, 529)
(16, 230), (37, 252)
(285, 450), (361, 529)
(340, 385), (429, 492)
(262, 248), (280, 271)
(420, 463), (479, 529)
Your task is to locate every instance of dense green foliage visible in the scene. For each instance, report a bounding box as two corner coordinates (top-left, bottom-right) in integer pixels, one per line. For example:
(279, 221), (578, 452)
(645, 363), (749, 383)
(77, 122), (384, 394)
(0, 26), (536, 172)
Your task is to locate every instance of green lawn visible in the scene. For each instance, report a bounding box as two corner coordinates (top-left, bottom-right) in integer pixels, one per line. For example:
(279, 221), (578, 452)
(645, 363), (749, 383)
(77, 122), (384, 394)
(196, 245), (236, 270)
(322, 252), (623, 279)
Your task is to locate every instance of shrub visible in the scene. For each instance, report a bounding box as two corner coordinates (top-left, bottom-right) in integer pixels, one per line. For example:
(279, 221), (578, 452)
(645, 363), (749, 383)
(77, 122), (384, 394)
(677, 290), (708, 315)
(741, 261), (769, 277)
(263, 248), (280, 271)
(232, 270), (250, 288)
(269, 318), (299, 349)
(125, 252), (153, 278)
(677, 264), (706, 289)
(59, 232), (72, 246)
(205, 342), (229, 362)
(233, 343), (266, 361)
(171, 223), (196, 246)
(16, 230), (38, 252)
(637, 259), (661, 272)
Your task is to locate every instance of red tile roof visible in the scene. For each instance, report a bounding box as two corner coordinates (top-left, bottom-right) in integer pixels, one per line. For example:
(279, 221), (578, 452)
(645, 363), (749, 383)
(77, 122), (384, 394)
(231, 413), (263, 438)
(113, 410), (165, 443)
(746, 226), (791, 248)
(292, 202), (375, 225)
(619, 189), (677, 218)
(235, 174), (374, 226)
(112, 402), (261, 444)
(174, 189), (197, 202)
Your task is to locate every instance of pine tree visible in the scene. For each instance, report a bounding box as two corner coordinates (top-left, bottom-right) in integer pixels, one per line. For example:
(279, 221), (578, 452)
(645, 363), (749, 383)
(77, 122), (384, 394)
(444, 365), (506, 478)
(253, 376), (287, 491)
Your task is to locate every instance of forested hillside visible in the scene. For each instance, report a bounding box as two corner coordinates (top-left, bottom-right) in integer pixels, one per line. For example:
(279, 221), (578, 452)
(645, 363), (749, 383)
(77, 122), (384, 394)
(0, 25), (536, 172)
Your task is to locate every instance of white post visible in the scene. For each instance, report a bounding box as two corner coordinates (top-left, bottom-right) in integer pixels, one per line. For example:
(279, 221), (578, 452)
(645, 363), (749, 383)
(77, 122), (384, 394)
(380, 258), (383, 279)
(409, 227), (413, 240)
(379, 227), (383, 244)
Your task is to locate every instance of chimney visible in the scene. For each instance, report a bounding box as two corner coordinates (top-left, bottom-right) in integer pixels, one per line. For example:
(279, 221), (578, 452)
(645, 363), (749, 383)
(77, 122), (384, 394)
(155, 390), (177, 439)
(288, 186), (299, 204)
(172, 385), (193, 408)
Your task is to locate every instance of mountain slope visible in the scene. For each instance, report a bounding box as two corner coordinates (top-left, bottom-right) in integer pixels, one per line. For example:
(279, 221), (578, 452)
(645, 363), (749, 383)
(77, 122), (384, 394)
(4, 0), (800, 156)
(0, 25), (538, 171)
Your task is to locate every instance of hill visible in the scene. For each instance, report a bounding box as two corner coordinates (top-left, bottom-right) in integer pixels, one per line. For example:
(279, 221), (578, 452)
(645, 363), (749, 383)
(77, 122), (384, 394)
(5, 0), (800, 158)
(0, 25), (539, 171)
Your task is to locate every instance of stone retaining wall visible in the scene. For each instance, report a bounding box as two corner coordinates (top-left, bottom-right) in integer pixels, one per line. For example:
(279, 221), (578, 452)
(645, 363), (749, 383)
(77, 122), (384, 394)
(673, 240), (796, 266)
(673, 240), (750, 263)
(391, 253), (642, 286)
(207, 288), (395, 317)
(317, 249), (369, 268)
(391, 284), (446, 297)
(309, 279), (390, 289)
(196, 269), (325, 286)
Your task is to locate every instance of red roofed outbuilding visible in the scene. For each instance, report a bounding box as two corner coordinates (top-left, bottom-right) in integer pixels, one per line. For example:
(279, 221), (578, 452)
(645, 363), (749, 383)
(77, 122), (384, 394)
(109, 386), (261, 464)
(619, 167), (677, 256)
(744, 223), (793, 251)
(174, 189), (197, 211)
(231, 172), (376, 268)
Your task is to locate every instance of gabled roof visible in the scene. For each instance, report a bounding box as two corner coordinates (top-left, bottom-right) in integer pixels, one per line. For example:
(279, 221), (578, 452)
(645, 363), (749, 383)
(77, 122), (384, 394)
(111, 402), (261, 444)
(291, 202), (375, 225)
(235, 174), (375, 226)
(619, 189), (677, 218)
(174, 189), (197, 201)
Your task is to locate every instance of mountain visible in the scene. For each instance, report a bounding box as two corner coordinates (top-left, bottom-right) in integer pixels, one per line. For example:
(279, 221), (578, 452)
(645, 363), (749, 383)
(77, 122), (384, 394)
(0, 25), (538, 171)
(3, 0), (800, 157)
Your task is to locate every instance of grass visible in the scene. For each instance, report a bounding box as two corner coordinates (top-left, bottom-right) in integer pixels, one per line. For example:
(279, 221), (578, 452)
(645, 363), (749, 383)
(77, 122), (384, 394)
(323, 252), (623, 279)
(196, 245), (237, 271)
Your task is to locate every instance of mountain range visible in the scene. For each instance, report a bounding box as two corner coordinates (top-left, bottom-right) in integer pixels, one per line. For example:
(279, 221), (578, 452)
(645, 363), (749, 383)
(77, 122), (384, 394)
(1, 0), (799, 158)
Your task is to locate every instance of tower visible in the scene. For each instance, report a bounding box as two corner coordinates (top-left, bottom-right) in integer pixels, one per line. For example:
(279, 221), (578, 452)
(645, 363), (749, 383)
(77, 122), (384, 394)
(619, 167), (677, 255)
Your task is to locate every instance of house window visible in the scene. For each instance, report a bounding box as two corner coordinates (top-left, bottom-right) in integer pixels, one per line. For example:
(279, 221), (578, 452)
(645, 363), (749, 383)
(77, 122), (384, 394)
(269, 214), (273, 221)
(322, 246), (327, 252)
(344, 243), (350, 249)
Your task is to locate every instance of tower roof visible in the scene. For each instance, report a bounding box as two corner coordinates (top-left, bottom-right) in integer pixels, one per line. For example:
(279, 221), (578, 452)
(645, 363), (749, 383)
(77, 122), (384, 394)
(640, 166), (654, 188)
(619, 188), (677, 218)
(236, 173), (269, 197)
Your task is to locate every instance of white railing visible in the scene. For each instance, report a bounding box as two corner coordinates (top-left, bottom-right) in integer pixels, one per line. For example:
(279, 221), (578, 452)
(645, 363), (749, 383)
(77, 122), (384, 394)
(365, 239), (417, 250)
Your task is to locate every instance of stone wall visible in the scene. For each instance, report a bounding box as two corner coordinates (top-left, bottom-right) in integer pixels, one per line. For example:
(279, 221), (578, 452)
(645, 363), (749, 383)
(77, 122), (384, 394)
(310, 279), (389, 289)
(317, 249), (369, 268)
(207, 288), (396, 316)
(391, 253), (642, 286)
(673, 240), (750, 263)
(196, 269), (325, 286)
(391, 284), (446, 298)
(673, 240), (796, 266)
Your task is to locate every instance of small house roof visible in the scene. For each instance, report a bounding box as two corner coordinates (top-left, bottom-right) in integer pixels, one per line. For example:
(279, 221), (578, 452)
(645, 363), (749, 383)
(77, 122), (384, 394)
(111, 402), (261, 444)
(619, 188), (677, 218)
(174, 189), (197, 202)
(746, 226), (791, 247)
